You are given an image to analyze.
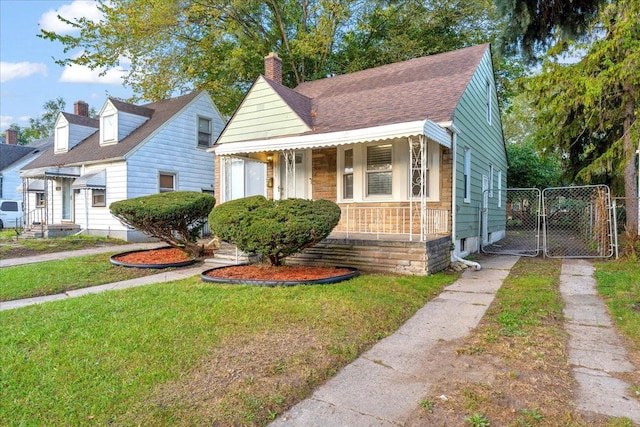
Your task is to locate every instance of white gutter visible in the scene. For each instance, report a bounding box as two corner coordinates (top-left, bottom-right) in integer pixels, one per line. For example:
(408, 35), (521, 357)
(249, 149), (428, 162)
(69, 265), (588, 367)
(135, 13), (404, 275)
(444, 123), (481, 271)
(214, 119), (451, 156)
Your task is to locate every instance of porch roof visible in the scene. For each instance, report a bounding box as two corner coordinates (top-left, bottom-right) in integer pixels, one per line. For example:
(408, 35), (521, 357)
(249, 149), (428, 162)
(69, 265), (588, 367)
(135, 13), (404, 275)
(72, 169), (106, 190)
(214, 119), (451, 156)
(21, 166), (80, 179)
(16, 179), (45, 193)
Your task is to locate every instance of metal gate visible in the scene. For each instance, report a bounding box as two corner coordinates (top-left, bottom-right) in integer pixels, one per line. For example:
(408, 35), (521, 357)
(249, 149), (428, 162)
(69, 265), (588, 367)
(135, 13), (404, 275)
(482, 185), (617, 258)
(542, 185), (615, 258)
(482, 188), (542, 256)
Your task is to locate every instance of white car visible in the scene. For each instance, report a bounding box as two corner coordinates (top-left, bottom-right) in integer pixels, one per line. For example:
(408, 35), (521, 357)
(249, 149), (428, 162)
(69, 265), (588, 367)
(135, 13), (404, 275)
(0, 200), (23, 229)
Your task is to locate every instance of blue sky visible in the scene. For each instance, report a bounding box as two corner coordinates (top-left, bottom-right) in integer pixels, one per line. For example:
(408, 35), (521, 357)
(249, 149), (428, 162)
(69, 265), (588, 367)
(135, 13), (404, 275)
(0, 0), (133, 132)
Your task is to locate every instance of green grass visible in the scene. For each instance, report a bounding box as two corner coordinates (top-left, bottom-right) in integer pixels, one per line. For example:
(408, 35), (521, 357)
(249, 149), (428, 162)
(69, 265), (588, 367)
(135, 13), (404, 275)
(0, 253), (163, 301)
(0, 234), (128, 257)
(594, 259), (640, 349)
(0, 228), (22, 239)
(0, 271), (458, 425)
(491, 258), (563, 338)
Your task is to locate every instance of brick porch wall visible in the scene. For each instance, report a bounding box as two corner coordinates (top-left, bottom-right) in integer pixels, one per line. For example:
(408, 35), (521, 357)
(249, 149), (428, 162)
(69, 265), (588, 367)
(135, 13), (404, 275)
(287, 235), (451, 275)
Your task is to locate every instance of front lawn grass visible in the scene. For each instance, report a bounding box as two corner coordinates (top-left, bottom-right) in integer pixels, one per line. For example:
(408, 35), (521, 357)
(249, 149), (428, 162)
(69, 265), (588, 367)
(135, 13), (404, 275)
(0, 271), (458, 426)
(0, 234), (128, 258)
(594, 259), (640, 350)
(0, 253), (167, 301)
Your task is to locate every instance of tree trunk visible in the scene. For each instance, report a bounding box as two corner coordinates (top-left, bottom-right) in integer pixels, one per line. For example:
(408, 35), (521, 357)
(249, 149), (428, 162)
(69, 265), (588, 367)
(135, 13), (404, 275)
(622, 83), (638, 236)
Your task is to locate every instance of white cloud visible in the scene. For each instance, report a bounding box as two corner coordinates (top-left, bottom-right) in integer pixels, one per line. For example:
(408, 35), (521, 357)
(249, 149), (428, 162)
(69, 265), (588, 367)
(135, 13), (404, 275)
(59, 63), (126, 84)
(1, 116), (32, 130)
(58, 51), (129, 84)
(0, 62), (48, 83)
(39, 0), (104, 35)
(1, 116), (15, 130)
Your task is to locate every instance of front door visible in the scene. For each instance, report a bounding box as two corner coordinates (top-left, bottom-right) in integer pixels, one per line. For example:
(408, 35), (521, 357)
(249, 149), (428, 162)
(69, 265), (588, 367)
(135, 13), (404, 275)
(278, 150), (309, 199)
(61, 179), (73, 221)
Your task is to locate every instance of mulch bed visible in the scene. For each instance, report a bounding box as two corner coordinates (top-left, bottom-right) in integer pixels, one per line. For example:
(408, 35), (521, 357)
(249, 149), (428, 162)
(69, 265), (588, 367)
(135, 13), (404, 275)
(204, 264), (354, 281)
(112, 247), (191, 265)
(113, 248), (351, 282)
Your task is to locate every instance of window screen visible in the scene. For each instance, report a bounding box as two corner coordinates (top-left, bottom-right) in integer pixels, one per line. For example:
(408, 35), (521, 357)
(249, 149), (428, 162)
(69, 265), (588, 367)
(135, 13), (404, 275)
(198, 117), (212, 147)
(366, 144), (392, 196)
(159, 173), (175, 192)
(343, 148), (353, 199)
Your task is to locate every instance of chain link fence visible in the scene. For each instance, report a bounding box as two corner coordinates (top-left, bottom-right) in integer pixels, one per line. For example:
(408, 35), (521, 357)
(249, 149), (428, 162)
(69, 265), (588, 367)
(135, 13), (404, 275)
(542, 185), (614, 258)
(482, 185), (617, 259)
(482, 188), (541, 256)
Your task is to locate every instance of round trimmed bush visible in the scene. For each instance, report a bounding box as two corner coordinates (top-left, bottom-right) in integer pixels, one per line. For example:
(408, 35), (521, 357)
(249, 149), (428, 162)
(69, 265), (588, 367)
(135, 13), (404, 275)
(209, 195), (341, 266)
(110, 191), (215, 257)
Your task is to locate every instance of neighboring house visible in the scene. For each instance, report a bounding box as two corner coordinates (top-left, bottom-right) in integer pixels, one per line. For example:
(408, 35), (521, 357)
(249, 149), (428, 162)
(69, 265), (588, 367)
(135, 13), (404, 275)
(212, 44), (507, 274)
(21, 92), (224, 240)
(0, 129), (53, 204)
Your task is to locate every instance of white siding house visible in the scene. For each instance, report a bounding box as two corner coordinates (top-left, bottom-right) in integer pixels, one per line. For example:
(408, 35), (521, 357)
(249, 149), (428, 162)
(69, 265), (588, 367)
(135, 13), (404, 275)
(21, 91), (223, 241)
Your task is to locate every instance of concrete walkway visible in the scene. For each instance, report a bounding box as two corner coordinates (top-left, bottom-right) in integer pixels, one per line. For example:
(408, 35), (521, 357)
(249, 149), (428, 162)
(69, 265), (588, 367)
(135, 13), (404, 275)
(271, 256), (520, 426)
(560, 259), (640, 424)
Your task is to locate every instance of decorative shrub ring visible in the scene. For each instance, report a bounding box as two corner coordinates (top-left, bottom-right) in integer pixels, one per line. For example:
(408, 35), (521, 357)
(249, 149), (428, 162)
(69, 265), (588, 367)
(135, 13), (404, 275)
(201, 264), (359, 287)
(110, 247), (198, 269)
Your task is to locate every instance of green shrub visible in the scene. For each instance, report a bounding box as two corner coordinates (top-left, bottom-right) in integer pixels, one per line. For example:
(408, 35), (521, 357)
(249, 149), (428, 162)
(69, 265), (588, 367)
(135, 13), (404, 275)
(209, 195), (341, 266)
(110, 191), (215, 257)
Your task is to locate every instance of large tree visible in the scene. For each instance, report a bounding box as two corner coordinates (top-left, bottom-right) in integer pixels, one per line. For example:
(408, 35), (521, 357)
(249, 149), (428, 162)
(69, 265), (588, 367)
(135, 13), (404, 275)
(21, 97), (67, 142)
(528, 0), (639, 235)
(2, 98), (67, 145)
(496, 0), (606, 61)
(40, 0), (498, 116)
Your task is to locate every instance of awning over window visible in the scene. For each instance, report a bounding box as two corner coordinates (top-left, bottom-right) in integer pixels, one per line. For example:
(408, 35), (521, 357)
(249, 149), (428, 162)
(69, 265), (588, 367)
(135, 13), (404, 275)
(16, 179), (45, 193)
(72, 169), (106, 190)
(21, 166), (80, 179)
(213, 119), (452, 156)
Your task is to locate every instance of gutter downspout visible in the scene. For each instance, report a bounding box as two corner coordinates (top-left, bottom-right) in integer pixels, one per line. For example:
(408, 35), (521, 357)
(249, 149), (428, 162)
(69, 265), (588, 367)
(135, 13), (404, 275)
(445, 123), (481, 271)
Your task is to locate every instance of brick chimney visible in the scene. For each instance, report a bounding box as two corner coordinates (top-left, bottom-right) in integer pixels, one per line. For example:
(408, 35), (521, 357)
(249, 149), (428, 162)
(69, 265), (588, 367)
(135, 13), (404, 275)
(5, 128), (18, 145)
(74, 100), (89, 117)
(264, 52), (282, 84)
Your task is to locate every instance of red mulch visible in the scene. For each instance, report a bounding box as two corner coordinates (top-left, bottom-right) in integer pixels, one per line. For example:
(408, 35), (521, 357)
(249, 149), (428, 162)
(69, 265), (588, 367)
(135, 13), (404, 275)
(205, 265), (353, 281)
(113, 247), (191, 265)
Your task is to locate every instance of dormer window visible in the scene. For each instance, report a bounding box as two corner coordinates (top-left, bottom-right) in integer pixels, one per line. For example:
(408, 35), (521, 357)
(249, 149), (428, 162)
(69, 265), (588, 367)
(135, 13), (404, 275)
(198, 116), (212, 147)
(55, 125), (68, 153)
(102, 114), (116, 143)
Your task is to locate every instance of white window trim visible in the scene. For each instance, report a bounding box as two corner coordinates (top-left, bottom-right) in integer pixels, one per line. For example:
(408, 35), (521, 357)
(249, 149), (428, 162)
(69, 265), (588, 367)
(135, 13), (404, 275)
(489, 164), (494, 198)
(159, 172), (176, 193)
(463, 148), (471, 203)
(101, 113), (117, 145)
(337, 142), (440, 203)
(497, 170), (502, 207)
(92, 189), (106, 207)
(55, 125), (68, 153)
(342, 147), (354, 200)
(365, 143), (394, 198)
(197, 116), (213, 148)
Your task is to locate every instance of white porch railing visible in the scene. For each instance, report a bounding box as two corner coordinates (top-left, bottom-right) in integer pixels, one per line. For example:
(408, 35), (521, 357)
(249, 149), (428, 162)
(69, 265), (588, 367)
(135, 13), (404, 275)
(333, 205), (449, 241)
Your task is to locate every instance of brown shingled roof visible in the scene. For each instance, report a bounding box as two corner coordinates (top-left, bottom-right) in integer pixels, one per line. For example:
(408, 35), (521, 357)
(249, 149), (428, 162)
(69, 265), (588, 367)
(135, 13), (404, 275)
(23, 91), (203, 170)
(60, 112), (99, 128)
(292, 44), (489, 133)
(108, 98), (154, 117)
